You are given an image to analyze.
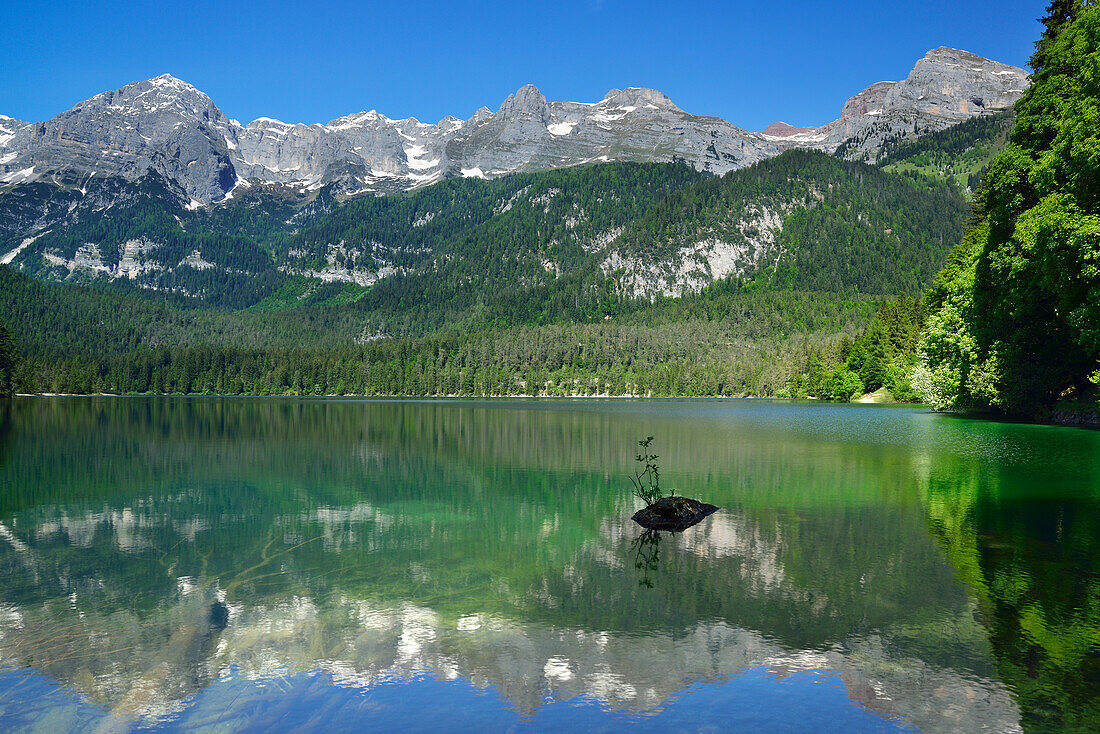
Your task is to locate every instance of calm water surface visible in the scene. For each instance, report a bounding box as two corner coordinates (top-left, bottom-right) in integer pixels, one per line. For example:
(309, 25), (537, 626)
(0, 398), (1098, 732)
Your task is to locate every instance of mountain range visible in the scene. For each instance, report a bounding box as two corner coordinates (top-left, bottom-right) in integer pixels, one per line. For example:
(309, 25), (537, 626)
(0, 47), (1027, 206)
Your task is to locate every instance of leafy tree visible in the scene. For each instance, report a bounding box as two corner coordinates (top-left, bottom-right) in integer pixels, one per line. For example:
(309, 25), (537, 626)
(918, 2), (1100, 416)
(629, 437), (674, 506)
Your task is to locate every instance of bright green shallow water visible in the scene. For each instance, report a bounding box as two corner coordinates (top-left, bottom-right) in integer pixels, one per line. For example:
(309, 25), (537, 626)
(0, 398), (1098, 733)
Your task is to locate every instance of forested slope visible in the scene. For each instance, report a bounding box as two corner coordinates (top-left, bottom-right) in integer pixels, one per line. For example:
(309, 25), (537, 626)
(0, 146), (976, 398)
(879, 110), (1016, 191)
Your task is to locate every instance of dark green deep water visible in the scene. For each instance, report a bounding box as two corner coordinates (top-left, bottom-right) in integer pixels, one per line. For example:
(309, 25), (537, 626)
(0, 398), (1098, 732)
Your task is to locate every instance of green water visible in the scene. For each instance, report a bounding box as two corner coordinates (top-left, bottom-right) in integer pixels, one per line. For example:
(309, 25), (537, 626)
(0, 398), (1097, 732)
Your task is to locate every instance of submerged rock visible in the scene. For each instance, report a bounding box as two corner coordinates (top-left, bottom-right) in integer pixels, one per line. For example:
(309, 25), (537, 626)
(631, 496), (718, 531)
(208, 601), (229, 630)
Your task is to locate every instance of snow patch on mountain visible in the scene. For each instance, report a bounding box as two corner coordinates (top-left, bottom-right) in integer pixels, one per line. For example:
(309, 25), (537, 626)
(547, 122), (576, 136)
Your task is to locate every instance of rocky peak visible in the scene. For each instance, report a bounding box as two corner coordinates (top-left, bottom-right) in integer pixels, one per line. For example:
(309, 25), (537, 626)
(4, 73), (242, 202)
(247, 116), (294, 129)
(602, 87), (679, 111)
(0, 115), (29, 146)
(1, 47), (1031, 203)
(839, 81), (896, 120)
(438, 115), (462, 130)
(92, 74), (225, 122)
(144, 73), (205, 95)
(911, 46), (1029, 83)
(922, 46), (998, 66)
(762, 47), (1029, 159)
(498, 85), (550, 122)
(892, 46), (1029, 120)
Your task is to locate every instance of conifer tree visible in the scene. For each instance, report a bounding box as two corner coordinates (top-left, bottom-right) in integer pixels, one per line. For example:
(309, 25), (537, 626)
(0, 320), (18, 397)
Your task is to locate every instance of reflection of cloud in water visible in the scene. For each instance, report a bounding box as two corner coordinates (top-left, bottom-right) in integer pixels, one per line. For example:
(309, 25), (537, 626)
(19, 499), (394, 558)
(35, 509), (146, 550)
(0, 604), (24, 631)
(32, 505), (207, 552)
(0, 521), (30, 554)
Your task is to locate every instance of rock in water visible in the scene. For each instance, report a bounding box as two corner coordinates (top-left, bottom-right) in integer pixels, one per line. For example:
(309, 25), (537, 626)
(208, 601), (229, 630)
(632, 496), (718, 531)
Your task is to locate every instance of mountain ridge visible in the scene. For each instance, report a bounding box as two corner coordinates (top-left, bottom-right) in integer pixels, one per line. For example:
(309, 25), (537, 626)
(0, 47), (1027, 205)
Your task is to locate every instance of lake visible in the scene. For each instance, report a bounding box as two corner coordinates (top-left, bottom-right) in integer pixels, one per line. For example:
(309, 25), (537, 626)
(0, 397), (1098, 732)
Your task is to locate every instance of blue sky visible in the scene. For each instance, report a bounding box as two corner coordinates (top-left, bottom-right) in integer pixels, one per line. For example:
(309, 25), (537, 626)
(1, 1), (1043, 130)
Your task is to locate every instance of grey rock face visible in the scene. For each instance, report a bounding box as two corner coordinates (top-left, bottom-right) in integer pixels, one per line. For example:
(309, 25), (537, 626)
(0, 47), (1028, 205)
(0, 78), (777, 204)
(0, 115), (33, 184)
(0, 115), (30, 150)
(761, 47), (1029, 160)
(450, 85), (780, 177)
(0, 76), (239, 204)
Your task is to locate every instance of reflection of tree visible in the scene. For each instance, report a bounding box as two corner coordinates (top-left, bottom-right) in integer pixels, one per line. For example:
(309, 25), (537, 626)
(0, 399), (15, 469)
(924, 460), (1100, 732)
(631, 529), (663, 588)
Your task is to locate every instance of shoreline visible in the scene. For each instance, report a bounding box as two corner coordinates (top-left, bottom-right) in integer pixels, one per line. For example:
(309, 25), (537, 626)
(12, 392), (895, 404)
(12, 393), (1096, 428)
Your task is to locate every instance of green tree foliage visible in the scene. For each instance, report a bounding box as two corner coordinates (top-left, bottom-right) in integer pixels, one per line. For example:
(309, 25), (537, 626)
(322, 162), (706, 332)
(3, 303), (876, 399)
(10, 173), (285, 309)
(1, 252), (890, 397)
(1, 129), (974, 398)
(7, 147), (966, 335)
(787, 296), (924, 402)
(0, 319), (17, 397)
(918, 2), (1100, 416)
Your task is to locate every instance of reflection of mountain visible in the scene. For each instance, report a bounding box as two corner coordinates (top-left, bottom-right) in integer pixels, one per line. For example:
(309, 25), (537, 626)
(4, 398), (1091, 729)
(0, 578), (1019, 731)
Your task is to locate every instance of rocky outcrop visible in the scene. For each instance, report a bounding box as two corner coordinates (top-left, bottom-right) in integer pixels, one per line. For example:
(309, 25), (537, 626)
(760, 47), (1029, 160)
(632, 496), (719, 531)
(0, 77), (775, 205)
(0, 115), (32, 188)
(604, 202), (795, 298)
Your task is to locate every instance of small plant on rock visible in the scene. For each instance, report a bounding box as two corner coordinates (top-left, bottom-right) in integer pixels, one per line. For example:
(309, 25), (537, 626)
(629, 437), (674, 506)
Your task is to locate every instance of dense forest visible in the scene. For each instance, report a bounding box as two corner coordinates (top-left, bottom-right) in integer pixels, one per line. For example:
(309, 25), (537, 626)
(915, 0), (1100, 421)
(0, 320), (16, 397)
(2, 259), (895, 397)
(611, 150), (967, 296)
